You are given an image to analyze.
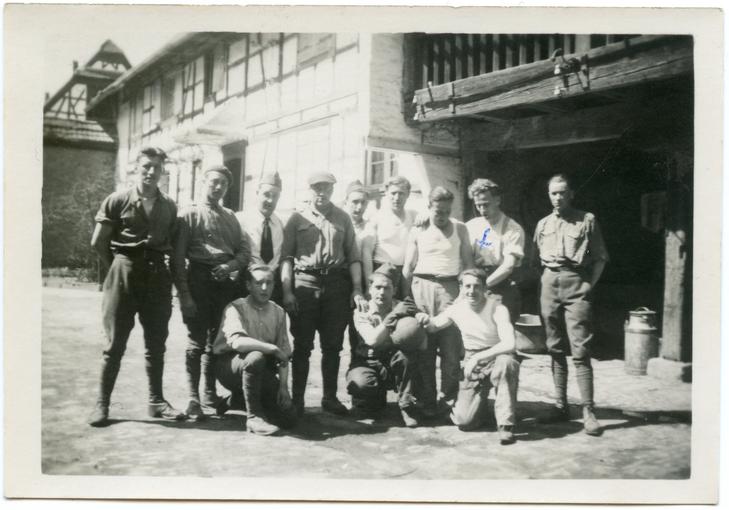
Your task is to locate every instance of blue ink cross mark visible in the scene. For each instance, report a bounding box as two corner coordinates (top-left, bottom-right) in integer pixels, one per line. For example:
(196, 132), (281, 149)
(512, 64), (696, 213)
(478, 228), (492, 248)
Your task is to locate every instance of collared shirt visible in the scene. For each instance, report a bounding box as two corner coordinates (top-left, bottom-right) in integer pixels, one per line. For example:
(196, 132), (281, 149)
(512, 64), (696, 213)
(174, 202), (250, 294)
(94, 187), (177, 254)
(212, 297), (291, 356)
(371, 208), (417, 266)
(442, 296), (500, 351)
(282, 203), (360, 270)
(466, 213), (525, 268)
(533, 208), (610, 269)
(237, 209), (284, 271)
(352, 299), (399, 362)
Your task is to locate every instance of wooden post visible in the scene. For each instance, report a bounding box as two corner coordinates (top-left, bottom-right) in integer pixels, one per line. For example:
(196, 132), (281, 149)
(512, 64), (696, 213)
(661, 155), (692, 362)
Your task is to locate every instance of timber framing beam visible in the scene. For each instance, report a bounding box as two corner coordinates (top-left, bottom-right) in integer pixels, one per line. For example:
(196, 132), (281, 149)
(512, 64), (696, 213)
(413, 35), (693, 123)
(460, 93), (692, 152)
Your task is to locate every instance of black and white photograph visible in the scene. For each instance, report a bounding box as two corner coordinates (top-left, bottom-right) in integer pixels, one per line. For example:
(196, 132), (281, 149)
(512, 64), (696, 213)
(4, 3), (723, 505)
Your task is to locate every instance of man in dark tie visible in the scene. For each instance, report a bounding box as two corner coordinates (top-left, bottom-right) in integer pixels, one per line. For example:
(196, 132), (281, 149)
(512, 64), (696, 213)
(236, 172), (284, 305)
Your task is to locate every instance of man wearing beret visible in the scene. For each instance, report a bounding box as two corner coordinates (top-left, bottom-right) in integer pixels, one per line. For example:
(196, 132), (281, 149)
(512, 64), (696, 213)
(174, 165), (251, 420)
(346, 264), (424, 427)
(418, 269), (520, 445)
(281, 172), (367, 416)
(237, 171), (285, 305)
(88, 147), (184, 426)
(465, 178), (526, 321)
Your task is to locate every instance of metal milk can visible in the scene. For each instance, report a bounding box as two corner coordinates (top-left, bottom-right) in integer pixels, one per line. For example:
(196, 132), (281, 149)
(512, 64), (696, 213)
(624, 307), (660, 375)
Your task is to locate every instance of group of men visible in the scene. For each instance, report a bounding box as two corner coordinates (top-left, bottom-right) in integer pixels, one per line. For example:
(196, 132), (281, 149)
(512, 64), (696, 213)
(87, 146), (609, 444)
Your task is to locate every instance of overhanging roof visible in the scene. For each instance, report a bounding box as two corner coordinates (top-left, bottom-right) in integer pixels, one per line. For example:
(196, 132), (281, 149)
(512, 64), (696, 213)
(412, 35), (693, 123)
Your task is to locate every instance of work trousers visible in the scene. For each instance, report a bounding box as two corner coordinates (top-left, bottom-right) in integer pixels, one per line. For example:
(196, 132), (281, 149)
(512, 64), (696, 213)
(487, 279), (521, 323)
(215, 351), (297, 429)
(540, 267), (595, 407)
(96, 254), (172, 406)
(183, 262), (239, 403)
(346, 350), (419, 411)
(451, 352), (520, 430)
(289, 272), (352, 403)
(411, 276), (463, 410)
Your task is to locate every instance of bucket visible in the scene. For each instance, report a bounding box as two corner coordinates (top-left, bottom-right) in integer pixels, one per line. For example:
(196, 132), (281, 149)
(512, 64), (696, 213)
(624, 307), (659, 375)
(515, 314), (547, 354)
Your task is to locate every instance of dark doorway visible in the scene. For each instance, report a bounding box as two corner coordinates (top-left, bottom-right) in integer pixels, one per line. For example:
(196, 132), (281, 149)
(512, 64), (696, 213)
(222, 141), (246, 211)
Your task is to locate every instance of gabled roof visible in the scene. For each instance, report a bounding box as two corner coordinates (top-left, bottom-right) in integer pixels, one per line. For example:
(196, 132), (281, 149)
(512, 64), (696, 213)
(85, 39), (132, 70)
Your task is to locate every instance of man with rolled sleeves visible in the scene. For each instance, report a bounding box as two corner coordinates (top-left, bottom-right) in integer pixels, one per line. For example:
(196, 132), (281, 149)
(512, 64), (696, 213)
(533, 173), (609, 436)
(346, 264), (424, 427)
(236, 171), (285, 304)
(88, 147), (185, 427)
(281, 172), (368, 416)
(465, 178), (525, 321)
(174, 165), (251, 420)
(403, 186), (474, 417)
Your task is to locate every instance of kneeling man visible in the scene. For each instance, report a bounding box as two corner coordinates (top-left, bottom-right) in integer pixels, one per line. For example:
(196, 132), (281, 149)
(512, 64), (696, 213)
(418, 268), (519, 444)
(346, 264), (424, 427)
(213, 264), (297, 435)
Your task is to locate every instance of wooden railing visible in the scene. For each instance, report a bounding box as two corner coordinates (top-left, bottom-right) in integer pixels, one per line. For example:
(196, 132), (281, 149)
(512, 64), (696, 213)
(413, 34), (637, 89)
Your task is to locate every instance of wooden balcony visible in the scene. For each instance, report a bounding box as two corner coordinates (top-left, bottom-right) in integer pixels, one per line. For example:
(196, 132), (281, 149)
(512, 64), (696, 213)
(411, 34), (692, 123)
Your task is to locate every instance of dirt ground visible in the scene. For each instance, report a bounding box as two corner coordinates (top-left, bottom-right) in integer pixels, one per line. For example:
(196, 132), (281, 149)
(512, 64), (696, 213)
(42, 286), (691, 479)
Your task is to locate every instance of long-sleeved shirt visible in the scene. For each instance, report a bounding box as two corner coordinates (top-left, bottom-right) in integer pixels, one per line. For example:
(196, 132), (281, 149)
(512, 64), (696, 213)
(533, 207), (609, 269)
(174, 202), (250, 294)
(236, 209), (284, 271)
(212, 297), (291, 356)
(281, 203), (360, 270)
(95, 187), (177, 254)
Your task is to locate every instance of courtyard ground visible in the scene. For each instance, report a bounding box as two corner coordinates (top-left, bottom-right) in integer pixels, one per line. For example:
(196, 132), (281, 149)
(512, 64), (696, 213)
(41, 285), (691, 479)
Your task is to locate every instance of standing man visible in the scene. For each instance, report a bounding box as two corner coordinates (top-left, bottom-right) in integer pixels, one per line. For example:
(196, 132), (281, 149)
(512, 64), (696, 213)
(213, 264), (297, 436)
(174, 165), (251, 420)
(343, 180), (372, 356)
(403, 186), (474, 416)
(346, 264), (424, 427)
(281, 172), (367, 416)
(362, 176), (417, 298)
(465, 178), (526, 320)
(88, 147), (184, 427)
(417, 269), (520, 444)
(533, 173), (609, 436)
(237, 172), (284, 304)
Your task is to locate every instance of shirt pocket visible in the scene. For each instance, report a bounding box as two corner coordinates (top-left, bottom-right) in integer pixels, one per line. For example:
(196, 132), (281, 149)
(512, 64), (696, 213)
(296, 222), (320, 255)
(564, 223), (586, 260)
(539, 224), (558, 255)
(330, 222), (346, 255)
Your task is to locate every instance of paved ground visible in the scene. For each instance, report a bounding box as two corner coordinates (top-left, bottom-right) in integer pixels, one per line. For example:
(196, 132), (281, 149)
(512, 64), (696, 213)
(42, 286), (691, 479)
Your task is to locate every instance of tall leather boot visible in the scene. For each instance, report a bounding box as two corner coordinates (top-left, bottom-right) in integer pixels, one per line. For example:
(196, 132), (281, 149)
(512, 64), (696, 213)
(539, 355), (570, 423)
(88, 357), (121, 426)
(200, 350), (220, 407)
(291, 350), (310, 417)
(321, 351), (347, 415)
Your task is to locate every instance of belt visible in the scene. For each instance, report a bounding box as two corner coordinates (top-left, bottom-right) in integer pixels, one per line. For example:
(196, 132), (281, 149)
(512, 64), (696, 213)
(114, 248), (166, 262)
(413, 273), (458, 282)
(295, 267), (348, 277)
(545, 266), (584, 272)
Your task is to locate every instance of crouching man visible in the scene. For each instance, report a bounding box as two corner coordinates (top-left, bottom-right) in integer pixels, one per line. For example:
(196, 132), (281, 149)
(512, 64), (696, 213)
(346, 264), (425, 427)
(212, 264), (297, 435)
(417, 269), (520, 444)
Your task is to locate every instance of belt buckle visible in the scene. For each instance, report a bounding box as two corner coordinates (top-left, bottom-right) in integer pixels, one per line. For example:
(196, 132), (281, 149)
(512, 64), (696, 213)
(319, 267), (329, 276)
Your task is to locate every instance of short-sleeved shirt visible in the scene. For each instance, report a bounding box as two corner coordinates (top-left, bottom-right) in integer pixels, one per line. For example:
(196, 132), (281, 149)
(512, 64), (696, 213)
(281, 203), (360, 270)
(466, 213), (525, 268)
(533, 208), (610, 270)
(94, 187), (177, 254)
(442, 296), (500, 351)
(237, 209), (285, 271)
(212, 297), (291, 356)
(351, 299), (398, 362)
(371, 208), (417, 266)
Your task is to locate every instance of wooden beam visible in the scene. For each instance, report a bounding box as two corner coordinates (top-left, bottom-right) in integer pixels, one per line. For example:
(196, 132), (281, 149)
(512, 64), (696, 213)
(414, 35), (692, 123)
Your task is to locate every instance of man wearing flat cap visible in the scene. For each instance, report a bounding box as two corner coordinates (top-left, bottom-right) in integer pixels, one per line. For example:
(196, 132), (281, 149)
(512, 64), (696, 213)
(174, 164), (251, 420)
(465, 178), (526, 321)
(237, 171), (285, 305)
(281, 171), (367, 416)
(346, 264), (424, 427)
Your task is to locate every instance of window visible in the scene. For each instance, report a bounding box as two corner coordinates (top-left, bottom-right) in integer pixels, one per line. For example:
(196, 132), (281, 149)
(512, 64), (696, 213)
(142, 81), (160, 134)
(366, 149), (398, 187)
(182, 57), (205, 116)
(227, 36), (247, 96)
(161, 70), (181, 120)
(210, 43), (227, 96)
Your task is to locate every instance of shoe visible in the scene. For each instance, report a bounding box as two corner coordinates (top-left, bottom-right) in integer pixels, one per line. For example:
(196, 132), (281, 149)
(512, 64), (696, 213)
(538, 405), (571, 424)
(582, 406), (603, 436)
(246, 415), (281, 436)
(88, 403), (110, 427)
(201, 393), (223, 409)
(498, 425), (516, 445)
(400, 406), (420, 428)
(321, 397), (348, 416)
(185, 400), (206, 421)
(148, 401), (186, 421)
